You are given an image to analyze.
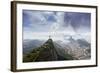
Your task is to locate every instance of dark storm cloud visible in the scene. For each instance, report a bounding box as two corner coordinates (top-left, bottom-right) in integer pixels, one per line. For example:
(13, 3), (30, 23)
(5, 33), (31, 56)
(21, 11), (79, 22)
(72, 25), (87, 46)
(23, 10), (91, 33)
(64, 12), (91, 31)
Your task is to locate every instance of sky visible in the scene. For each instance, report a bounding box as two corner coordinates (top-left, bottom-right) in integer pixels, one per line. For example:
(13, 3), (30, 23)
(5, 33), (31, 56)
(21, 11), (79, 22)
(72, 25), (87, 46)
(23, 10), (91, 41)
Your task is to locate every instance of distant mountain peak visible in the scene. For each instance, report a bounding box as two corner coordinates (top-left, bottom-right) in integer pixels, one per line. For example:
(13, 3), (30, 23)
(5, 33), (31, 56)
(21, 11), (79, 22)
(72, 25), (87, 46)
(68, 36), (75, 42)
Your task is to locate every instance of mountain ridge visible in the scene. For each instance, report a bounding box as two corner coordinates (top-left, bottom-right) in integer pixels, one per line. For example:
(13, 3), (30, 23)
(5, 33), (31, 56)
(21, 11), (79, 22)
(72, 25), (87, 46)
(23, 38), (75, 62)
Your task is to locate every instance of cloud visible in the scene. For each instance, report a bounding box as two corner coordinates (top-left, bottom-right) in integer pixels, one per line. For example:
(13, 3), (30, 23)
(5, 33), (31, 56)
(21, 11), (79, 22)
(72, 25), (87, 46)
(64, 12), (91, 32)
(23, 10), (91, 40)
(23, 10), (60, 33)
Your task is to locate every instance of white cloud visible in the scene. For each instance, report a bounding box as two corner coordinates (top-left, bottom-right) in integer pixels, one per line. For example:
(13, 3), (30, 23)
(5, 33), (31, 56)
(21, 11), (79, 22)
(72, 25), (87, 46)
(23, 10), (90, 42)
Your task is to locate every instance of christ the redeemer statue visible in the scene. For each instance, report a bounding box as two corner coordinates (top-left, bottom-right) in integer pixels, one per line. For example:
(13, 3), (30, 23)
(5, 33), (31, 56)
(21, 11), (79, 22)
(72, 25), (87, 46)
(49, 35), (51, 39)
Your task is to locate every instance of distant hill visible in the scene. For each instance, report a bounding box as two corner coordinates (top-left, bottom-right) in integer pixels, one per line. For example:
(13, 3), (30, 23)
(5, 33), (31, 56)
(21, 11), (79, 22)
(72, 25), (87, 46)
(77, 39), (90, 48)
(23, 38), (75, 62)
(23, 39), (45, 54)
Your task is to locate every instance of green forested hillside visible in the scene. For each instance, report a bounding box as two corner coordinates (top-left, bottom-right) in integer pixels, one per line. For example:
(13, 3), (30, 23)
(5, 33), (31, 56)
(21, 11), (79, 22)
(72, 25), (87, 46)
(23, 39), (75, 62)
